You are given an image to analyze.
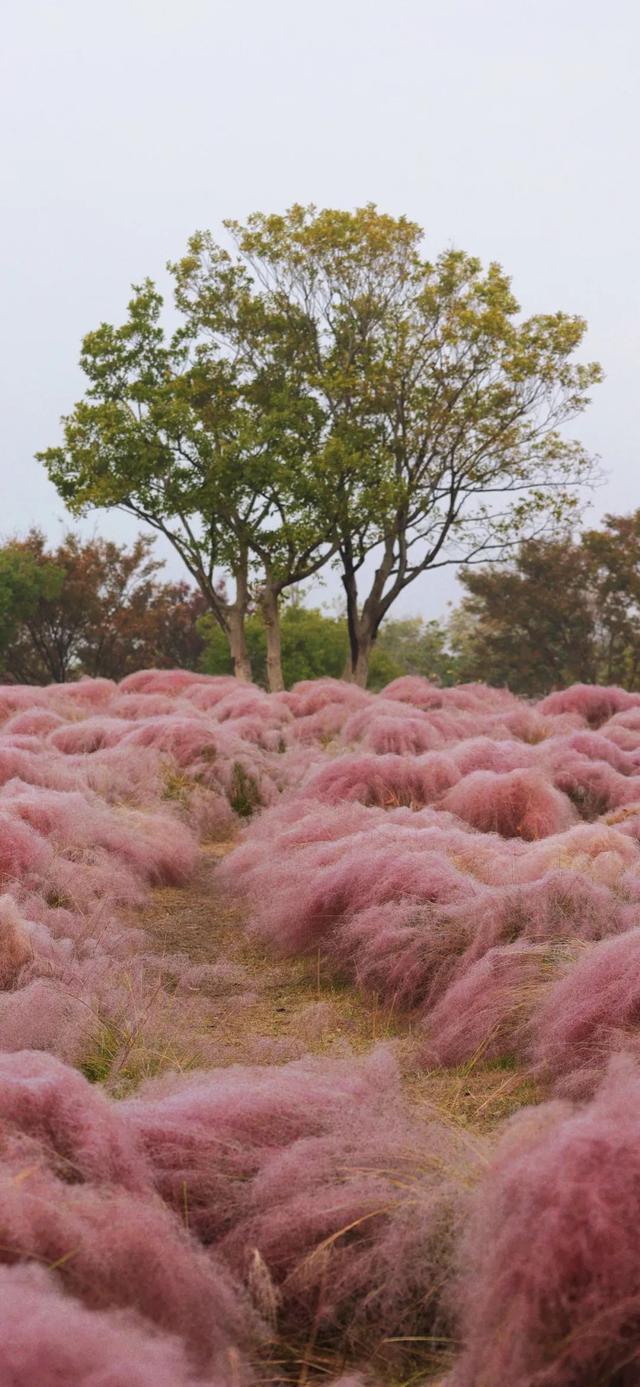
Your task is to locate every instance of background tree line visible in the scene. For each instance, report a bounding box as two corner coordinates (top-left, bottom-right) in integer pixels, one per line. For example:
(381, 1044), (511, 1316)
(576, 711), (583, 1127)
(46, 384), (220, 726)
(38, 203), (601, 690)
(3, 512), (640, 694)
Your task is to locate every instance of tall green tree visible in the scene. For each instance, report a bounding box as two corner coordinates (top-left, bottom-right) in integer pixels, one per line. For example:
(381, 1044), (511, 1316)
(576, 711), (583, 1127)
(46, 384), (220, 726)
(221, 206), (602, 684)
(40, 205), (601, 686)
(40, 272), (331, 688)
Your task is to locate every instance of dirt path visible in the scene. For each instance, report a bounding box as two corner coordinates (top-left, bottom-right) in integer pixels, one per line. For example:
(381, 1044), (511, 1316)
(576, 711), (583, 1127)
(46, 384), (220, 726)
(131, 841), (539, 1132)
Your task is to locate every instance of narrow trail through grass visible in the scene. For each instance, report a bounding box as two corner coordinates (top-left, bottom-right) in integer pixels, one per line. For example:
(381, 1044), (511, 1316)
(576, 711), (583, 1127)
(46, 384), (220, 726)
(131, 838), (541, 1135)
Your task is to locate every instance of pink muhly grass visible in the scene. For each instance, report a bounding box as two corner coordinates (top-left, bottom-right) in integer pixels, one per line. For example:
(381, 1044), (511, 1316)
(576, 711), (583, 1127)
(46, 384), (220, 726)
(449, 1055), (640, 1386)
(48, 717), (132, 754)
(448, 736), (538, 776)
(0, 746), (81, 791)
(0, 1048), (148, 1188)
(117, 669), (215, 695)
(0, 1162), (249, 1369)
(281, 677), (370, 717)
(420, 941), (560, 1068)
(0, 686), (50, 721)
(50, 678), (117, 712)
(335, 900), (469, 1011)
(2, 783), (199, 886)
(288, 702), (361, 745)
(0, 891), (33, 984)
(339, 701), (445, 756)
(443, 683), (522, 714)
(0, 980), (95, 1058)
(126, 1045), (480, 1360)
(301, 751), (460, 809)
(110, 690), (198, 718)
(0, 1052), (253, 1370)
(0, 809), (51, 879)
(517, 819), (640, 885)
(120, 715), (220, 762)
(564, 728), (637, 774)
(4, 708), (66, 736)
(441, 768), (576, 839)
(379, 675), (444, 709)
(182, 677), (250, 710)
(539, 682), (640, 726)
(0, 1265), (219, 1387)
(546, 748), (637, 818)
(530, 927), (640, 1093)
(204, 686), (276, 722)
(222, 816), (481, 955)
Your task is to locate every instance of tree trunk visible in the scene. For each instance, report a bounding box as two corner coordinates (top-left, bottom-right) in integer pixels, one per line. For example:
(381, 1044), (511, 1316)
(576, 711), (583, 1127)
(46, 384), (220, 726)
(222, 549), (253, 682)
(351, 637), (373, 687)
(342, 612), (375, 687)
(260, 583), (284, 692)
(227, 605), (252, 682)
(340, 539), (395, 687)
(341, 572), (377, 687)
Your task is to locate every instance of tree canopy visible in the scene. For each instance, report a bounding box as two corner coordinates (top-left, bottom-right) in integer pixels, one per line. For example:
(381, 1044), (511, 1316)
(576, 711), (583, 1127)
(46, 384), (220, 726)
(40, 204), (602, 687)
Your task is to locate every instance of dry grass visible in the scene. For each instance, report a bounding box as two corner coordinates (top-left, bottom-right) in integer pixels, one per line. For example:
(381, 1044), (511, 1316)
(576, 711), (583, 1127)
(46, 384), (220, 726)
(125, 839), (541, 1131)
(116, 835), (546, 1385)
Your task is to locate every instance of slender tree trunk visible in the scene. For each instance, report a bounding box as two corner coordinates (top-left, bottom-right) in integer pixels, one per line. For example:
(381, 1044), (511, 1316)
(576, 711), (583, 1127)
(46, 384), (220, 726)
(352, 636), (373, 687)
(341, 560), (361, 683)
(260, 583), (284, 692)
(340, 536), (396, 687)
(341, 609), (375, 686)
(219, 549), (253, 682)
(226, 605), (252, 682)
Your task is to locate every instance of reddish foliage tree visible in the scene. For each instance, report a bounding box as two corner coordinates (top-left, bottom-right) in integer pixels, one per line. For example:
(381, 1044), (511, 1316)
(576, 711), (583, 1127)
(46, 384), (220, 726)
(2, 531), (208, 683)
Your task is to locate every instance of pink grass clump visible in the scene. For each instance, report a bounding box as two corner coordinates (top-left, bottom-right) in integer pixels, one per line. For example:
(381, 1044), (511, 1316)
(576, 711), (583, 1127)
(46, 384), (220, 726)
(282, 677), (369, 717)
(0, 1049), (147, 1186)
(448, 735), (537, 776)
(0, 1265), (217, 1387)
(221, 805), (479, 956)
(449, 1056), (640, 1386)
(0, 1051), (252, 1372)
(117, 669), (214, 695)
(2, 782), (199, 886)
(126, 1045), (480, 1359)
(4, 707), (66, 736)
(421, 941), (558, 1067)
(0, 979), (95, 1058)
(531, 927), (640, 1093)
(339, 700), (444, 756)
(48, 716), (131, 754)
(0, 891), (33, 984)
(379, 675), (444, 710)
(441, 767), (576, 839)
(51, 677), (117, 713)
(0, 807), (51, 879)
(539, 682), (640, 726)
(301, 751), (460, 809)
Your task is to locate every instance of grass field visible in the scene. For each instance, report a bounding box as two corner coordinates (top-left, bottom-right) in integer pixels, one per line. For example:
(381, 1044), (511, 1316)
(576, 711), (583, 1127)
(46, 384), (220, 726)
(2, 669), (640, 1385)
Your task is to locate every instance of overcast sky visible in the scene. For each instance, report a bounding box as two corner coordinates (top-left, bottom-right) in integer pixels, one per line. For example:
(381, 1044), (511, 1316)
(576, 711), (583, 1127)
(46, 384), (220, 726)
(1, 0), (638, 617)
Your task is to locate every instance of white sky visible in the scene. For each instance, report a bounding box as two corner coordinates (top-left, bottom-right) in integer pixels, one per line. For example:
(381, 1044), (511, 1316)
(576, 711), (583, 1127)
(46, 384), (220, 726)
(1, 0), (638, 618)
